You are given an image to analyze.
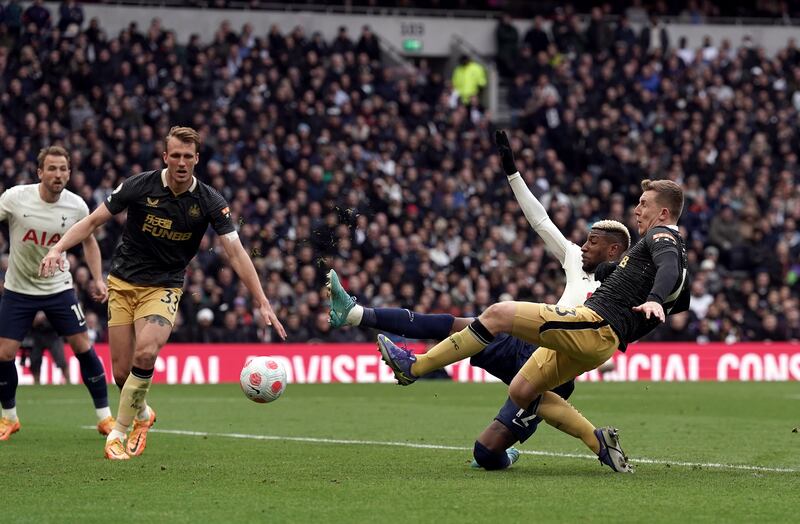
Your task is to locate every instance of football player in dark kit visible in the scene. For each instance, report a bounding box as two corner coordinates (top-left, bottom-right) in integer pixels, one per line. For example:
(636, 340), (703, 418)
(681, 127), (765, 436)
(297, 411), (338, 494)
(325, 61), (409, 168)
(40, 126), (286, 460)
(379, 179), (690, 473)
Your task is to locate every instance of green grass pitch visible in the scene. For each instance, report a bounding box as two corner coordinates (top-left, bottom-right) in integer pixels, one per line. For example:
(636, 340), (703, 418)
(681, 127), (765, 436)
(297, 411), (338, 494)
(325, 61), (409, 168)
(5, 381), (799, 523)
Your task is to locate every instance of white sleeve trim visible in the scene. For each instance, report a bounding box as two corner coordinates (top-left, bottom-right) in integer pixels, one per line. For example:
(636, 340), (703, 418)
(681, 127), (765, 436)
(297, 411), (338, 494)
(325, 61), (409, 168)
(507, 172), (573, 265)
(222, 231), (239, 242)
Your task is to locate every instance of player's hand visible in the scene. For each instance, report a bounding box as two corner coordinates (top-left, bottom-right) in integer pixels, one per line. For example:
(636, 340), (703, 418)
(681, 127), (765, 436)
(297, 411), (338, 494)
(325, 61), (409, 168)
(632, 301), (666, 322)
(494, 130), (518, 176)
(90, 280), (109, 303)
(39, 248), (66, 277)
(258, 300), (287, 340)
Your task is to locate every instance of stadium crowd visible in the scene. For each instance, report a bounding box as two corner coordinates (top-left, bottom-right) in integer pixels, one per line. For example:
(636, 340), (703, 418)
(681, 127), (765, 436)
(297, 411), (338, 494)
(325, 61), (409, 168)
(0, 2), (798, 346)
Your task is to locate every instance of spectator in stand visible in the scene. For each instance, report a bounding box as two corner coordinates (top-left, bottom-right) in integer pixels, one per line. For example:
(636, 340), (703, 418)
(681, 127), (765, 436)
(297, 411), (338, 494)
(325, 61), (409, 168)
(495, 13), (519, 78)
(452, 54), (487, 105)
(523, 15), (550, 54)
(58, 0), (84, 33)
(356, 25), (381, 62)
(639, 15), (669, 54)
(22, 0), (50, 32)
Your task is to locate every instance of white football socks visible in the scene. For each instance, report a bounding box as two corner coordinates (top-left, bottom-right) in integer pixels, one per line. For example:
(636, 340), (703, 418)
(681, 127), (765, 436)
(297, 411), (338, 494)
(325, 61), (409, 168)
(107, 429), (126, 442)
(136, 404), (151, 421)
(346, 304), (364, 326)
(2, 407), (18, 422)
(96, 407), (112, 421)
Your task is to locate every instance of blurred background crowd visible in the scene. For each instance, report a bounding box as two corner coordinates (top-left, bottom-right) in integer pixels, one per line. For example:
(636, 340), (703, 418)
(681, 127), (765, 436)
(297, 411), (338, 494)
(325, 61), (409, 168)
(0, 1), (798, 347)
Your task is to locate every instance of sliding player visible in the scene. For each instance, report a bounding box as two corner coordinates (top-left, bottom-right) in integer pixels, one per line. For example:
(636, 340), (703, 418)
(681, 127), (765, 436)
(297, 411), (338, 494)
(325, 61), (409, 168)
(327, 131), (629, 469)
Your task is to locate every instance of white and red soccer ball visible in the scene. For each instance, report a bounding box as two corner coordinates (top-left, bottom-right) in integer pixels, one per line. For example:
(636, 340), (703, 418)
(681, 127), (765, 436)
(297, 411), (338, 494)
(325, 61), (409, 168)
(239, 356), (287, 403)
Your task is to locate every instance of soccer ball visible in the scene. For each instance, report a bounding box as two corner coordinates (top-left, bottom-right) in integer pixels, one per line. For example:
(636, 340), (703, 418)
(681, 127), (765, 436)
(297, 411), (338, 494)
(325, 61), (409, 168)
(240, 356), (287, 403)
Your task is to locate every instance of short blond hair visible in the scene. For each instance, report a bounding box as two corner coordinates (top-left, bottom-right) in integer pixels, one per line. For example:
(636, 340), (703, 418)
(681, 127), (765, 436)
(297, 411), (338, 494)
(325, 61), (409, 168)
(165, 126), (201, 152)
(641, 179), (684, 220)
(37, 146), (70, 170)
(591, 219), (631, 250)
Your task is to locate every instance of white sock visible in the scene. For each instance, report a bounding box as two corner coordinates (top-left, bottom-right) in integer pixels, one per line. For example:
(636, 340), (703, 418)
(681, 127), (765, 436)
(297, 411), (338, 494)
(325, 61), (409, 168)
(107, 429), (126, 442)
(136, 404), (151, 421)
(2, 407), (18, 422)
(346, 304), (364, 326)
(96, 407), (112, 421)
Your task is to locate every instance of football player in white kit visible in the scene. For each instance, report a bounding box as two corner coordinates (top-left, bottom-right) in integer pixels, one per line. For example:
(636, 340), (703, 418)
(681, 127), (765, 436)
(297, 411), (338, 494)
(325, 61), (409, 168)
(0, 146), (112, 441)
(327, 131), (630, 469)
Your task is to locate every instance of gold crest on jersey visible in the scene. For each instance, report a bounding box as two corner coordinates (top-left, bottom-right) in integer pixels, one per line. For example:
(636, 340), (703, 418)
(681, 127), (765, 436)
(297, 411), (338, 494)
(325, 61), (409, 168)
(189, 204), (201, 219)
(146, 197), (160, 207)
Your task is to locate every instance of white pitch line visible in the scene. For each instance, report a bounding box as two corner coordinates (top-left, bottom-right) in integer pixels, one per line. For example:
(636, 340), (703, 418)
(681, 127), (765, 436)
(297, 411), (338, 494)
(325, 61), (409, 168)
(83, 426), (798, 473)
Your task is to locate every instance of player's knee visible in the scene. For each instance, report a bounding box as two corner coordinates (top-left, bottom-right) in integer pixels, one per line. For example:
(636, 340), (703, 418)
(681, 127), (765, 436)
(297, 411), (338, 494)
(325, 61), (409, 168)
(67, 335), (91, 354)
(133, 341), (163, 369)
(0, 340), (20, 360)
(473, 441), (510, 470)
(508, 380), (537, 411)
(479, 302), (514, 334)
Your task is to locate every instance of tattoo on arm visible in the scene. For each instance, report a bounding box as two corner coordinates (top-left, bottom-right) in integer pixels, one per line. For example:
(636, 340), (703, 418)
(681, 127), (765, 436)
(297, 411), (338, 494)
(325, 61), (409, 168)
(144, 314), (171, 327)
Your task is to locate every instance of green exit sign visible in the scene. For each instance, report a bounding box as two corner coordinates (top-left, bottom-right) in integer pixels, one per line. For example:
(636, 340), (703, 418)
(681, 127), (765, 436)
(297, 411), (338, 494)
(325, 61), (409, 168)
(402, 38), (423, 52)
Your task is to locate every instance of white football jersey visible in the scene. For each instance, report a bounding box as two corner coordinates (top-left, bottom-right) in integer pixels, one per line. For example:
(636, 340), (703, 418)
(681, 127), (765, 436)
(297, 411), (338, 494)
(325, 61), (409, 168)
(0, 184), (89, 295)
(507, 173), (600, 307)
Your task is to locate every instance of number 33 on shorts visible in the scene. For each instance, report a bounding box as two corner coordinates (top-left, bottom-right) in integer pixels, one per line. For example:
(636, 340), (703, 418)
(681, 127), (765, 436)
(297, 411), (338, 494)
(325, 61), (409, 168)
(160, 289), (179, 314)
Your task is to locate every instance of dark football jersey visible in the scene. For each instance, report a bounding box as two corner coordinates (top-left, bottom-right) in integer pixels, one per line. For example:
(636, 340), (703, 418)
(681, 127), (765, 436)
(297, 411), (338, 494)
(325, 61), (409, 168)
(585, 225), (690, 350)
(104, 170), (235, 287)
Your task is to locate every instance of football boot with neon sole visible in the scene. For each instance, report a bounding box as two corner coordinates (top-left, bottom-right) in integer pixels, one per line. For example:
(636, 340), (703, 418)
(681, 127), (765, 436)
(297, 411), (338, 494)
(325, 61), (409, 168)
(0, 417), (21, 441)
(104, 437), (131, 460)
(96, 416), (115, 436)
(595, 426), (633, 473)
(377, 334), (418, 386)
(126, 408), (157, 457)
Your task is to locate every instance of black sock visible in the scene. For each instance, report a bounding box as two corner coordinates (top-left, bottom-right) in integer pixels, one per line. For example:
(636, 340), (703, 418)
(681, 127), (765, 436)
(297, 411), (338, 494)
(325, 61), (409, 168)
(0, 360), (18, 410)
(361, 308), (455, 340)
(131, 366), (154, 379)
(75, 348), (109, 409)
(468, 318), (495, 345)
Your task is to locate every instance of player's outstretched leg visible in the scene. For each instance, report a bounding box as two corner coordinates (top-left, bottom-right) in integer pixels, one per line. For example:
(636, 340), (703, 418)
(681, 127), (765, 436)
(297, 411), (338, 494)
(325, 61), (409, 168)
(327, 269), (455, 339)
(0, 358), (21, 441)
(327, 270), (358, 328)
(594, 427), (633, 473)
(376, 334), (418, 385)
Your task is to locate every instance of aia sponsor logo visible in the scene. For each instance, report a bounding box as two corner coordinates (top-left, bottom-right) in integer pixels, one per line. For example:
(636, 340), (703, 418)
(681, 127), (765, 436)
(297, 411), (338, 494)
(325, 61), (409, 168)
(22, 230), (61, 246)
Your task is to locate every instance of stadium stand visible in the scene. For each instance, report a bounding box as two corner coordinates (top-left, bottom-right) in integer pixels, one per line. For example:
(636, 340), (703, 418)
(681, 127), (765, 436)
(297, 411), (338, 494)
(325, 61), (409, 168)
(0, 2), (798, 345)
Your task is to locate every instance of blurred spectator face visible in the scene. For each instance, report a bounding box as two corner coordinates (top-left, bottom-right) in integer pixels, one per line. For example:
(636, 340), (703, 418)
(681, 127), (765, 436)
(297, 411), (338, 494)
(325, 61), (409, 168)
(669, 312), (688, 330)
(197, 308), (214, 327)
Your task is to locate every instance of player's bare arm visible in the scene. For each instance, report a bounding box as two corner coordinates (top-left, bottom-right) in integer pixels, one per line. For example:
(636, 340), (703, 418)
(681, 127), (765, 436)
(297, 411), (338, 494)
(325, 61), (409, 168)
(219, 232), (287, 340)
(40, 204), (113, 277)
(81, 234), (108, 303)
